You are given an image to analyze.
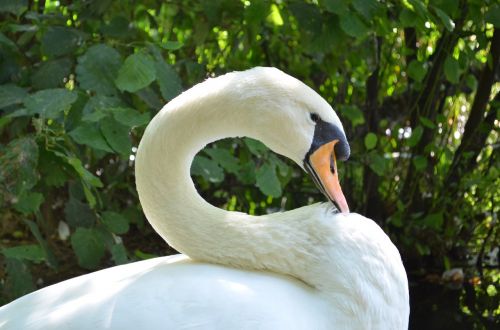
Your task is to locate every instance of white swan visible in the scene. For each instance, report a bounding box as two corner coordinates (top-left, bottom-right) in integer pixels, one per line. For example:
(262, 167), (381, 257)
(0, 67), (409, 329)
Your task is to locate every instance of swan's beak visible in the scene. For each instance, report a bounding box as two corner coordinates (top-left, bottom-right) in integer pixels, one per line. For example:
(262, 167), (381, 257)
(305, 140), (349, 213)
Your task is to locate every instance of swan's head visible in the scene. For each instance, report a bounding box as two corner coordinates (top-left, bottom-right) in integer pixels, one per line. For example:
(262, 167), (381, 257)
(229, 67), (350, 213)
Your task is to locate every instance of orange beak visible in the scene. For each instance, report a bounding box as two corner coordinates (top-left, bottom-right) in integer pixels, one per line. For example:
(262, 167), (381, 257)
(307, 140), (349, 213)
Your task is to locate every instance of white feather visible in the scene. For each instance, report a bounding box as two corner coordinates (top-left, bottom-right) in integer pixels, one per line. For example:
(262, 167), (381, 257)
(0, 67), (409, 329)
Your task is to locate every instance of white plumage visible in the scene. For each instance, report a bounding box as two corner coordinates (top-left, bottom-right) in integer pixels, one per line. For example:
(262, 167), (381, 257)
(0, 67), (409, 329)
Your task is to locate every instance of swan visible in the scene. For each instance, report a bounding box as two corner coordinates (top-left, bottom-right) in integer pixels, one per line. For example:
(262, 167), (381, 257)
(0, 67), (409, 329)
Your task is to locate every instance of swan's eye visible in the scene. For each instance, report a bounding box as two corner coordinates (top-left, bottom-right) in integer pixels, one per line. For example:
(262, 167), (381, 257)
(310, 113), (320, 123)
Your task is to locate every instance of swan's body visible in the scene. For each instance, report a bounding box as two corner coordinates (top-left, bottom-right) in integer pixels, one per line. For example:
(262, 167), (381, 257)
(0, 67), (409, 329)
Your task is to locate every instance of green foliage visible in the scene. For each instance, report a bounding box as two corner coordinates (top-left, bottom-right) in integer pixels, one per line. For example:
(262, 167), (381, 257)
(0, 0), (498, 326)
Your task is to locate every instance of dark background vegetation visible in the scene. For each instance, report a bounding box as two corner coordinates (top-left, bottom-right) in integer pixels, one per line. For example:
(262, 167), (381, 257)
(0, 0), (498, 328)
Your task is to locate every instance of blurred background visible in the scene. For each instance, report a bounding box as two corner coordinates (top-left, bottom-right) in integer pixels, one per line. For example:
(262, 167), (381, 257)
(0, 0), (498, 328)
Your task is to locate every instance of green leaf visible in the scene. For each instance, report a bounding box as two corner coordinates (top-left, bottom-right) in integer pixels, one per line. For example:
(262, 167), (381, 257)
(4, 258), (35, 300)
(444, 56), (461, 84)
(352, 0), (381, 20)
(432, 6), (455, 31)
(155, 60), (182, 100)
(340, 105), (365, 127)
(399, 8), (419, 27)
(71, 228), (105, 269)
(159, 41), (183, 50)
(100, 118), (132, 156)
(465, 74), (478, 91)
(368, 153), (388, 176)
(108, 107), (150, 127)
(0, 137), (39, 200)
(323, 0), (348, 15)
(236, 161), (256, 184)
(64, 156), (103, 188)
(82, 95), (124, 118)
(364, 132), (378, 150)
(69, 123), (113, 152)
(0, 0), (28, 16)
(256, 162), (282, 197)
(23, 219), (58, 268)
(412, 155), (428, 171)
(485, 4), (500, 28)
(422, 212), (444, 229)
(100, 15), (132, 38)
(2, 245), (45, 262)
(419, 116), (436, 129)
(408, 125), (424, 147)
(31, 58), (72, 90)
(115, 52), (156, 92)
(24, 88), (77, 119)
(191, 155), (224, 183)
(204, 148), (240, 174)
(244, 138), (269, 156)
(13, 192), (44, 215)
(76, 44), (123, 95)
(101, 211), (129, 235)
(64, 198), (97, 228)
(41, 26), (85, 58)
(0, 84), (28, 109)
(339, 12), (369, 38)
(407, 0), (430, 19)
(407, 60), (427, 82)
(111, 243), (128, 265)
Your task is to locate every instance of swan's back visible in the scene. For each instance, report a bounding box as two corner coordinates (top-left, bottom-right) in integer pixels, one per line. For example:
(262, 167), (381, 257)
(0, 255), (333, 330)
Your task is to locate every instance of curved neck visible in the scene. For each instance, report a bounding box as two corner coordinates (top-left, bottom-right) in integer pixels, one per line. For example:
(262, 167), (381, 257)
(136, 84), (278, 265)
(135, 77), (409, 328)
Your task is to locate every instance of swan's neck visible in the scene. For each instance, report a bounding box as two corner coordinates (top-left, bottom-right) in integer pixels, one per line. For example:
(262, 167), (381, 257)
(135, 81), (409, 328)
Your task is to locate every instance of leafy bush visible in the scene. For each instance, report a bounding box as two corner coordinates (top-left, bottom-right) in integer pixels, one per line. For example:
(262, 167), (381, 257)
(0, 0), (498, 326)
